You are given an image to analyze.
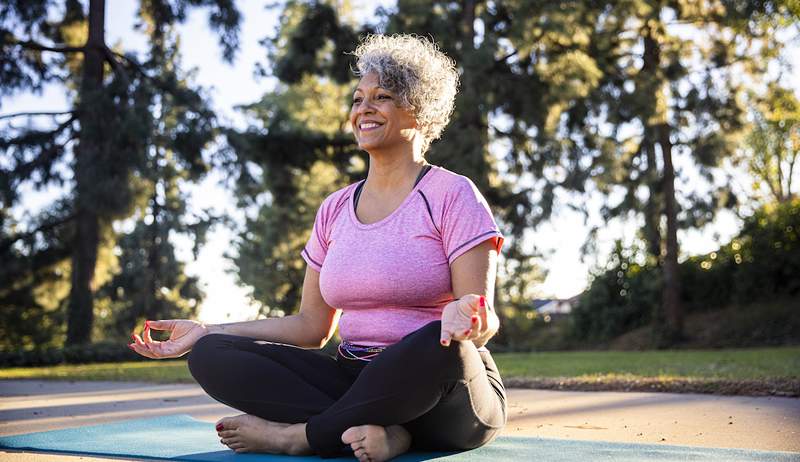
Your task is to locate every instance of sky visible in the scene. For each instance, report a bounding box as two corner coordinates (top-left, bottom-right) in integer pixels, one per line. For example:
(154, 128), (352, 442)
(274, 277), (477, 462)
(4, 1), (799, 325)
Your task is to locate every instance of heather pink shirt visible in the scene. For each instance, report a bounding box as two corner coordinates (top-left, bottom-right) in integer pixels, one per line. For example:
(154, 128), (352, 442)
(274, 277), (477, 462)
(301, 165), (504, 346)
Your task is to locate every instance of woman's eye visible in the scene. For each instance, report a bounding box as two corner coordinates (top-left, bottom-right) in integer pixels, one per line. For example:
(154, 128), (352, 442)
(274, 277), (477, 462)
(352, 98), (362, 104)
(377, 94), (391, 100)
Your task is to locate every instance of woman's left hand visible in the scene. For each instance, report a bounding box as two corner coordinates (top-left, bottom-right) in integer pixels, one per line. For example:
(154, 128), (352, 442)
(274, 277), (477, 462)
(440, 294), (487, 347)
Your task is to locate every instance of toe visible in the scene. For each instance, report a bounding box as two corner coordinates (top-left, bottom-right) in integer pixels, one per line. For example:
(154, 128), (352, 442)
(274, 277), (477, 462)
(341, 426), (367, 444)
(218, 430), (237, 438)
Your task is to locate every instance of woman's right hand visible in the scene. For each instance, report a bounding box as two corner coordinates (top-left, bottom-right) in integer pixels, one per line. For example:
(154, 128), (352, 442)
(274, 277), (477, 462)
(129, 319), (209, 359)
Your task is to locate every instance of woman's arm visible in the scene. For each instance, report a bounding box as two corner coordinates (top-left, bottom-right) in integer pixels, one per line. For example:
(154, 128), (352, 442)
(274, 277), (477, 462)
(449, 239), (500, 348)
(205, 266), (340, 348)
(135, 266), (339, 358)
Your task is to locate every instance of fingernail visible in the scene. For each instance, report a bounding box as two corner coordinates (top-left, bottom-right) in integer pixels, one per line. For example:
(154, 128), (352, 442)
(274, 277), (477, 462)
(440, 340), (448, 346)
(471, 316), (478, 324)
(216, 423), (223, 431)
(464, 329), (472, 335)
(145, 320), (150, 328)
(479, 296), (486, 308)
(131, 334), (135, 341)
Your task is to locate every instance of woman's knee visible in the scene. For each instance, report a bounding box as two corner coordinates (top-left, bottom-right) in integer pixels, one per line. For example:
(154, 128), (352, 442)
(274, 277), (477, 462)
(186, 333), (234, 384)
(397, 321), (479, 374)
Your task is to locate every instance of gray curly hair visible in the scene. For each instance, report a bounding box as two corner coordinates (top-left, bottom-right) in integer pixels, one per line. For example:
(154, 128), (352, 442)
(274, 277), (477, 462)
(352, 34), (460, 154)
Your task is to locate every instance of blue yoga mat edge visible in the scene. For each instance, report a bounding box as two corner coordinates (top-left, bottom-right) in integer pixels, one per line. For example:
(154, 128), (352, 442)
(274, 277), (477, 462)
(1, 414), (798, 462)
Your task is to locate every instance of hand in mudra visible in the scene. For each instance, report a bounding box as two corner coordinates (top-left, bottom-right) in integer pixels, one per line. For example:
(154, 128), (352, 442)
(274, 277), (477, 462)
(129, 319), (208, 359)
(440, 294), (486, 347)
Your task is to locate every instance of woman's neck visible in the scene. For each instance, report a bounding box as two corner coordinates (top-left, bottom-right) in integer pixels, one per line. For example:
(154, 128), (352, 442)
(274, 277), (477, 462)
(364, 146), (427, 194)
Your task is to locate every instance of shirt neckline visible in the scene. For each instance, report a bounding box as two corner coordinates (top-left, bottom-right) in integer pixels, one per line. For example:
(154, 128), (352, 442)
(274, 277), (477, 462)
(349, 165), (439, 230)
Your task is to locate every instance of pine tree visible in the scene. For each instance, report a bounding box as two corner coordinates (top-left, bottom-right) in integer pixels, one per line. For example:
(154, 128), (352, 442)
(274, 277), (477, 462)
(557, 0), (797, 342)
(226, 0), (365, 316)
(1, 0), (240, 345)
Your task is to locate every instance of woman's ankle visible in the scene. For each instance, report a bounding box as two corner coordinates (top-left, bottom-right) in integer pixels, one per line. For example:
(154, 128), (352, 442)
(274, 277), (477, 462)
(282, 423), (313, 455)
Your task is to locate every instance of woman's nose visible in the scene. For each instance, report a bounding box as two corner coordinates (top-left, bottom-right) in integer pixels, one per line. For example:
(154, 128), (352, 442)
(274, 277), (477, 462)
(355, 99), (376, 115)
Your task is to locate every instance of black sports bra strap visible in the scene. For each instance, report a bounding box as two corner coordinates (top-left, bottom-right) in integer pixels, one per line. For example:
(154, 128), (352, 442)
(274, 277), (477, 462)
(353, 164), (432, 209)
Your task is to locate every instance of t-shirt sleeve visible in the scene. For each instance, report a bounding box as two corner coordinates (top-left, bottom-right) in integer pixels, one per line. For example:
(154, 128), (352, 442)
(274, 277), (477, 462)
(302, 196), (333, 273)
(441, 177), (504, 264)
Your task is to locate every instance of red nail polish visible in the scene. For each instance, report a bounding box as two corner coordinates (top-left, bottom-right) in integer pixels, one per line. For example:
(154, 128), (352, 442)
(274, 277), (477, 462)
(440, 340), (447, 346)
(463, 329), (471, 335)
(471, 316), (478, 323)
(479, 296), (486, 308)
(216, 423), (223, 431)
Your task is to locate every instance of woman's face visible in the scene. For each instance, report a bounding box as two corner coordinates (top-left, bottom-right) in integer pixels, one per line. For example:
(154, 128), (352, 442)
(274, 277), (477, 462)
(349, 72), (418, 152)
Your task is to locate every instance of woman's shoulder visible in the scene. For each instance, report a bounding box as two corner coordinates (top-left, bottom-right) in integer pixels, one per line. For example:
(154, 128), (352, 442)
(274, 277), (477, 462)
(316, 181), (361, 217)
(423, 165), (481, 198)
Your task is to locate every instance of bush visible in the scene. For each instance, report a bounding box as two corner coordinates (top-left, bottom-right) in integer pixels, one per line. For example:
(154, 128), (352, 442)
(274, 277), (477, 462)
(572, 200), (800, 345)
(570, 242), (660, 343)
(0, 341), (146, 368)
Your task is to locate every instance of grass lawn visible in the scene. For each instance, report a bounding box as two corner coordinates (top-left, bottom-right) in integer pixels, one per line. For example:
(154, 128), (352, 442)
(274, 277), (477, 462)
(1, 346), (798, 395)
(493, 346), (800, 380)
(494, 346), (800, 396)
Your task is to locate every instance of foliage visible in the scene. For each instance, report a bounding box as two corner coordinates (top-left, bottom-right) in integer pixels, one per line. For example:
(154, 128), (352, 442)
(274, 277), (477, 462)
(573, 200), (800, 344)
(733, 83), (800, 205)
(0, 341), (148, 367)
(225, 1), (368, 316)
(0, 0), (239, 346)
(571, 242), (661, 343)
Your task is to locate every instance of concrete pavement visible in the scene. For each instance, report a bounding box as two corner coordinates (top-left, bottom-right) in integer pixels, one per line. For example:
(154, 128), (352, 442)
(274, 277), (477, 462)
(1, 380), (799, 460)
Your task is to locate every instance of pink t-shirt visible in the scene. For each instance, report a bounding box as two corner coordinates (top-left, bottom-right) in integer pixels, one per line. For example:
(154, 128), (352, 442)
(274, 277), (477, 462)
(301, 165), (504, 346)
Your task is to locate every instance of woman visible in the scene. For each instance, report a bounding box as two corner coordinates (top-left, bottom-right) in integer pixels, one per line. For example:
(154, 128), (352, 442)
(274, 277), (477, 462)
(130, 33), (506, 462)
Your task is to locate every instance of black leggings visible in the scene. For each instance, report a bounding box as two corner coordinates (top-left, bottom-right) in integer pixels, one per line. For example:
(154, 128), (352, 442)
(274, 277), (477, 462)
(187, 321), (507, 457)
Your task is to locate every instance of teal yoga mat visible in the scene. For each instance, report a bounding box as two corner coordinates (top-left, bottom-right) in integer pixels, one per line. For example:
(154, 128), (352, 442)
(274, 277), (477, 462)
(1, 414), (798, 461)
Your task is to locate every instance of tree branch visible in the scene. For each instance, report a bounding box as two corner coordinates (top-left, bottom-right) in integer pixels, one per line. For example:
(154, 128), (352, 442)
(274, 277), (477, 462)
(0, 111), (75, 121)
(109, 49), (149, 78)
(9, 38), (85, 54)
(103, 47), (130, 86)
(0, 213), (78, 253)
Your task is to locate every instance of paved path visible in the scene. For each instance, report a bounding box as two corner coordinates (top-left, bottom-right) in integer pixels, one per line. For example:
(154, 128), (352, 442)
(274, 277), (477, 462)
(1, 380), (799, 461)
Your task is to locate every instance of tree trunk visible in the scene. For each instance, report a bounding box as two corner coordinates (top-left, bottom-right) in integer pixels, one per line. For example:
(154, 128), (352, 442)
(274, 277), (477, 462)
(66, 0), (106, 345)
(641, 20), (683, 344)
(642, 141), (662, 259)
(659, 123), (683, 339)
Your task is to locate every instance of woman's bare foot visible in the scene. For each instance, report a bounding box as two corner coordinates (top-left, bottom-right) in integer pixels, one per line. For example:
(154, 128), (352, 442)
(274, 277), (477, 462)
(216, 414), (311, 455)
(341, 424), (412, 462)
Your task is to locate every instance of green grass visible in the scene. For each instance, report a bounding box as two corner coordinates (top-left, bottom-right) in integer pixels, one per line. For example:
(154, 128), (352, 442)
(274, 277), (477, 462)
(0, 360), (194, 383)
(493, 346), (800, 380)
(1, 346), (798, 389)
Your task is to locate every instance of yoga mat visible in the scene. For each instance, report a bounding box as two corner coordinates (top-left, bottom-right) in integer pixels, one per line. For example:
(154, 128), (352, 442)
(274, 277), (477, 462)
(1, 414), (798, 461)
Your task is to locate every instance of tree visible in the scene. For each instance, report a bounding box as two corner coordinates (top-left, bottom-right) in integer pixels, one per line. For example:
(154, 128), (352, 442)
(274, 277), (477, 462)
(226, 0), (366, 316)
(542, 1), (798, 342)
(735, 83), (800, 205)
(1, 0), (240, 345)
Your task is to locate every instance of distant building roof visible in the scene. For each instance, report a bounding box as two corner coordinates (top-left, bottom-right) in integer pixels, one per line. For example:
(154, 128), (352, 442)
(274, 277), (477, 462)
(534, 298), (576, 314)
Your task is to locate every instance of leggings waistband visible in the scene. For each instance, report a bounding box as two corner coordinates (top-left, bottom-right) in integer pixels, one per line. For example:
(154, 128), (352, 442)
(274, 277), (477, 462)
(337, 341), (387, 361)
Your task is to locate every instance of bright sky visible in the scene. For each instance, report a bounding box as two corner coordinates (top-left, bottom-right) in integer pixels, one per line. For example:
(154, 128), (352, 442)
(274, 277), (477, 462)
(4, 1), (799, 324)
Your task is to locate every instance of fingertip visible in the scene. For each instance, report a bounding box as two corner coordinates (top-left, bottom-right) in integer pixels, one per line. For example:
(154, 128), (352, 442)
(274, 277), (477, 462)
(479, 295), (486, 308)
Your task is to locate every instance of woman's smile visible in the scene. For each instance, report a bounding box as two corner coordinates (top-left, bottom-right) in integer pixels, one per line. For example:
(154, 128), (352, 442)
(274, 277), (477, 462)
(350, 72), (417, 151)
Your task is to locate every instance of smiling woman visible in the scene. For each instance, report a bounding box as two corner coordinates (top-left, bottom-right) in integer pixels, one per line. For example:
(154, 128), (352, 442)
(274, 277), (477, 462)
(350, 34), (459, 155)
(131, 33), (506, 462)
